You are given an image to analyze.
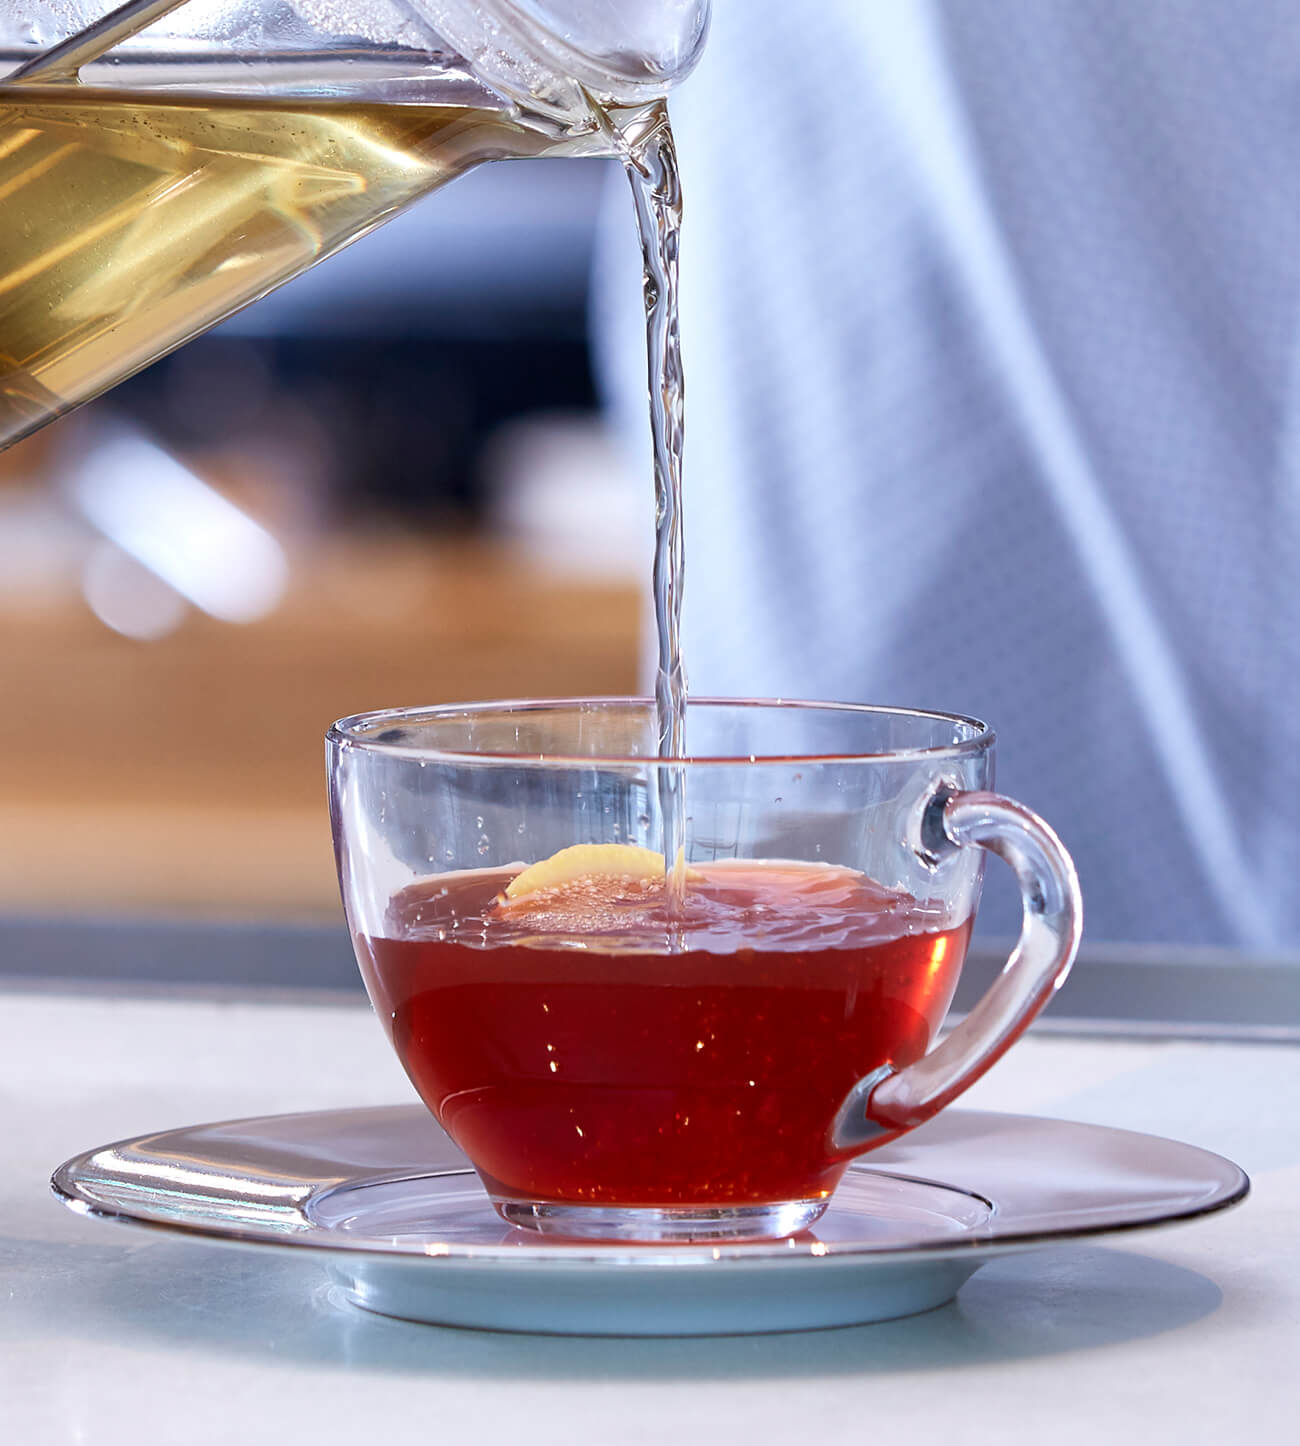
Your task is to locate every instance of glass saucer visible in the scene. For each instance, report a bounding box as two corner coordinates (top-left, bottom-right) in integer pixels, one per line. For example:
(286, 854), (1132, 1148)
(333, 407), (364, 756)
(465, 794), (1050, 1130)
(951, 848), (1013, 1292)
(51, 1107), (1247, 1335)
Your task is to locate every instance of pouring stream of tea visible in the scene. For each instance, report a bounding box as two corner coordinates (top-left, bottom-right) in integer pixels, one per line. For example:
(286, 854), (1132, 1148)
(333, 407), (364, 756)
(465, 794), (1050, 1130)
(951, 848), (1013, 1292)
(600, 101), (689, 913)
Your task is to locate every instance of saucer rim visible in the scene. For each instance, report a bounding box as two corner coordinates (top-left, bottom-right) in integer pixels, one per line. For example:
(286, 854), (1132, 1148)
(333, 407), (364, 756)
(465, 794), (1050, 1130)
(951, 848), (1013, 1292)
(50, 1106), (1251, 1271)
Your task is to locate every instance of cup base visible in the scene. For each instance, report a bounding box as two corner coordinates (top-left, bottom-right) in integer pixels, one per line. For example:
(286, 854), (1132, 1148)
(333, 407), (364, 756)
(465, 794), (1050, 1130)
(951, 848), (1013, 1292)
(492, 1197), (829, 1242)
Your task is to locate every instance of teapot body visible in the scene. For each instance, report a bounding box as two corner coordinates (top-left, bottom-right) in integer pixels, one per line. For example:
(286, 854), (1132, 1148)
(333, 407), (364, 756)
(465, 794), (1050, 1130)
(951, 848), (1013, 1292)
(0, 1), (708, 449)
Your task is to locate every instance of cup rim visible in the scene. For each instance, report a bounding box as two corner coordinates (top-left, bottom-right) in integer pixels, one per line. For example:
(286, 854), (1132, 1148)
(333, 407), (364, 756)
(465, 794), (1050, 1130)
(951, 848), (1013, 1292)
(326, 697), (994, 767)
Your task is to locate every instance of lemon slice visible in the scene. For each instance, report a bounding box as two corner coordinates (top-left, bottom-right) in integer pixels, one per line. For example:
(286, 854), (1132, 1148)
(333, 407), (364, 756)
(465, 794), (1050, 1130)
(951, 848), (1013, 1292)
(504, 843), (697, 900)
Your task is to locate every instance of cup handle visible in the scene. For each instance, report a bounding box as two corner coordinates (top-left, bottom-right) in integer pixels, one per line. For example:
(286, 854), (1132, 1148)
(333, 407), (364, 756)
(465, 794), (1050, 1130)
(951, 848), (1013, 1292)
(831, 789), (1083, 1153)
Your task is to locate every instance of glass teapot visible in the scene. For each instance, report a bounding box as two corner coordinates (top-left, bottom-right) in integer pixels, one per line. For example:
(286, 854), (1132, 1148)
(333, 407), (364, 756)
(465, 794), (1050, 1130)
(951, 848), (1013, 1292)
(0, 0), (710, 451)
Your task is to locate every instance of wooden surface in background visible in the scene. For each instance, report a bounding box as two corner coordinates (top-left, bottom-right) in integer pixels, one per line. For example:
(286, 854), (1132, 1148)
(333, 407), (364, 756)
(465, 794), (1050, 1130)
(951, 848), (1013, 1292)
(0, 535), (641, 919)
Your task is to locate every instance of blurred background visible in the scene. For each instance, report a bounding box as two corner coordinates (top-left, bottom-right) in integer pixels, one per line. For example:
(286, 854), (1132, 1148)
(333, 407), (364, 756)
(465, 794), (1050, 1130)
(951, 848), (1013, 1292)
(0, 154), (650, 926)
(6, 0), (1300, 996)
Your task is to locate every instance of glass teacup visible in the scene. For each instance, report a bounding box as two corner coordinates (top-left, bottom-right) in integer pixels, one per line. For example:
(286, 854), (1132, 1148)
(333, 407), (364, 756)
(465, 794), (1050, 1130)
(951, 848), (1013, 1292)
(328, 698), (1080, 1241)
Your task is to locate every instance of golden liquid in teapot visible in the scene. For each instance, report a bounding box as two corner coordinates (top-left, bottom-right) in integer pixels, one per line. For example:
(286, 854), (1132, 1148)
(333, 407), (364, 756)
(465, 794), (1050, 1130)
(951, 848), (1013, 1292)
(0, 85), (571, 449)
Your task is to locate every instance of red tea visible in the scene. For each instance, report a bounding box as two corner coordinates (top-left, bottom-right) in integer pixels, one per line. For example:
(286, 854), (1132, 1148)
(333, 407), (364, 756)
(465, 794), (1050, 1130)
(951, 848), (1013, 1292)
(356, 860), (970, 1207)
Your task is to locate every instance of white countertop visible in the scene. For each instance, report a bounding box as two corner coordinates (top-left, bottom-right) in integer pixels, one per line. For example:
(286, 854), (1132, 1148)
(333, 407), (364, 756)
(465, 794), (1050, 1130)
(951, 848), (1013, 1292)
(2, 988), (1297, 1444)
